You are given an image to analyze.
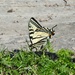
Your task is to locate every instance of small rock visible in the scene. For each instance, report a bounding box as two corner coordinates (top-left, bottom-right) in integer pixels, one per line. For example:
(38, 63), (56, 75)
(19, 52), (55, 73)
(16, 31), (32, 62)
(0, 33), (4, 35)
(7, 9), (14, 13)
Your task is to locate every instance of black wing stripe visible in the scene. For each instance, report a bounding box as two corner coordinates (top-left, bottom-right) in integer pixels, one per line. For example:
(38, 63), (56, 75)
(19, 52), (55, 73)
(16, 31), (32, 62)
(29, 32), (34, 34)
(31, 37), (47, 45)
(30, 17), (42, 28)
(30, 37), (42, 39)
(29, 36), (33, 39)
(29, 29), (34, 31)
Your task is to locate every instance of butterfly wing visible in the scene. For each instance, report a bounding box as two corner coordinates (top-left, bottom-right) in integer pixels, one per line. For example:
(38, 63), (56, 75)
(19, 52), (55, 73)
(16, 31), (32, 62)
(28, 17), (49, 45)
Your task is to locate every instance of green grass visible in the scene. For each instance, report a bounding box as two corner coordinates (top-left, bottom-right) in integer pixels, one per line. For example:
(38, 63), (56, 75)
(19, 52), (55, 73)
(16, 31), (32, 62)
(0, 41), (75, 75)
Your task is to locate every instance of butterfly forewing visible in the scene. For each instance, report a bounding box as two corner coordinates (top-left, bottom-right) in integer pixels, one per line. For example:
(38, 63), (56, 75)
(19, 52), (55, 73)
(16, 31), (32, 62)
(28, 17), (42, 32)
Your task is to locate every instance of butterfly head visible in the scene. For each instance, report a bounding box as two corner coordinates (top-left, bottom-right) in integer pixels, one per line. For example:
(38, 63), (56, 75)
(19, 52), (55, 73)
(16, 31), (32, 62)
(48, 25), (57, 38)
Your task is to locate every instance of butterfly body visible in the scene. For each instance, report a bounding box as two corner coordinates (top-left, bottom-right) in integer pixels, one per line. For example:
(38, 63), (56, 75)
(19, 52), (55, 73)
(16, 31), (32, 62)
(28, 17), (57, 50)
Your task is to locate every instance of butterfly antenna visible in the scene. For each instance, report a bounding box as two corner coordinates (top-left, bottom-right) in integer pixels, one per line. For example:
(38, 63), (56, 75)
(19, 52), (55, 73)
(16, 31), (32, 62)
(52, 25), (57, 31)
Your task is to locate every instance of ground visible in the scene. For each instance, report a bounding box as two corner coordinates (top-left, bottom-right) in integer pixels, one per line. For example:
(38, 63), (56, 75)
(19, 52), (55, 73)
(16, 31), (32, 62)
(0, 0), (75, 51)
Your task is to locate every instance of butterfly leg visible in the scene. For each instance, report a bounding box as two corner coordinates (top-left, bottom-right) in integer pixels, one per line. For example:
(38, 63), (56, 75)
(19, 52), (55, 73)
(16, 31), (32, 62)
(40, 44), (48, 52)
(40, 45), (43, 50)
(40, 45), (46, 51)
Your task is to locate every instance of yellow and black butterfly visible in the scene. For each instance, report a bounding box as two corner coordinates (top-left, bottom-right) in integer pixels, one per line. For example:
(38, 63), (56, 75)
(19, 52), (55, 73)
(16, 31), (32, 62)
(28, 17), (57, 50)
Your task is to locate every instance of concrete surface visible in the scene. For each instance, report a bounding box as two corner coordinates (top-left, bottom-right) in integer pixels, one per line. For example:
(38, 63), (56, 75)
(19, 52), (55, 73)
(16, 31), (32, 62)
(0, 0), (75, 51)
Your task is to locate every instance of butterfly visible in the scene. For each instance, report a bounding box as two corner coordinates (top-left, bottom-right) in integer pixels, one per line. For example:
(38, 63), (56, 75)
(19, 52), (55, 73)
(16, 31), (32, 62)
(28, 17), (57, 50)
